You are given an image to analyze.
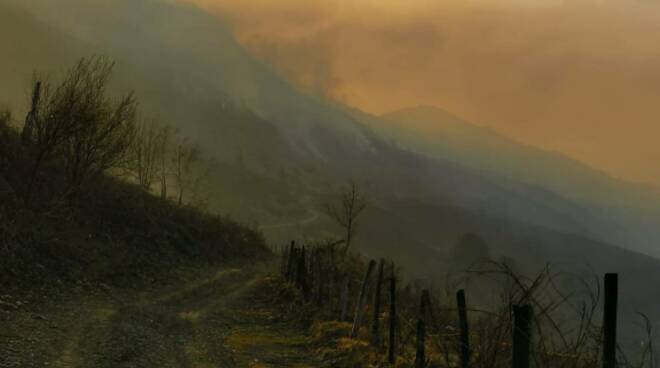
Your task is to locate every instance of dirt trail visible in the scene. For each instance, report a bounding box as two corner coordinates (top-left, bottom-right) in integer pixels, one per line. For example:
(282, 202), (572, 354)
(1, 265), (321, 367)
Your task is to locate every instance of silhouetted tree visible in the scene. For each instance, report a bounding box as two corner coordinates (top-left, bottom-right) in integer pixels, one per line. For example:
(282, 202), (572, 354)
(130, 118), (169, 191)
(59, 57), (137, 189)
(324, 180), (367, 254)
(172, 138), (201, 206)
(22, 76), (78, 199)
(23, 56), (137, 196)
(156, 125), (172, 200)
(21, 81), (40, 146)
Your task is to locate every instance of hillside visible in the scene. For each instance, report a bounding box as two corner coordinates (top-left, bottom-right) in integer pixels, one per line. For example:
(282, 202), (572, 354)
(357, 105), (660, 257)
(3, 0), (660, 356)
(0, 1), (628, 219)
(378, 105), (660, 208)
(0, 0), (651, 271)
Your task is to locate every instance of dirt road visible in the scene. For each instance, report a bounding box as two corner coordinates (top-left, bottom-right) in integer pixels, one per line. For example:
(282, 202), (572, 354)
(1, 265), (320, 367)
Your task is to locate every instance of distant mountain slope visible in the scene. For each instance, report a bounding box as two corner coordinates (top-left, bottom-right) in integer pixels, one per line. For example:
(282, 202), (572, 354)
(355, 198), (660, 349)
(353, 105), (660, 256)
(0, 3), (89, 112)
(376, 105), (660, 208)
(4, 0), (376, 164)
(6, 0), (660, 344)
(4, 0), (660, 270)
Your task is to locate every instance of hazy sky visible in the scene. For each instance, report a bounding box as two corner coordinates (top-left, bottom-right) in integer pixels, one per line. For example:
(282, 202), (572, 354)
(189, 0), (660, 186)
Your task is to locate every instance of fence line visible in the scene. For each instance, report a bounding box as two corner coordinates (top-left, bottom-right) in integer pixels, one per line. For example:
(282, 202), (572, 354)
(279, 241), (620, 368)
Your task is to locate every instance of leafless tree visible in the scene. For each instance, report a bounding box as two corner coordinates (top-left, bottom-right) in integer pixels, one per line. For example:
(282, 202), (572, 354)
(22, 76), (78, 199)
(23, 56), (137, 197)
(21, 81), (41, 146)
(156, 125), (172, 200)
(130, 118), (168, 191)
(172, 138), (201, 206)
(467, 262), (605, 368)
(323, 180), (367, 255)
(58, 57), (137, 189)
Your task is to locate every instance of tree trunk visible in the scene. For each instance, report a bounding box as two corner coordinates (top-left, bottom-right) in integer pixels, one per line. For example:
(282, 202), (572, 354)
(296, 246), (308, 300)
(340, 275), (350, 321)
(350, 260), (376, 338)
(285, 241), (296, 281)
(415, 290), (429, 368)
(160, 174), (167, 200)
(22, 81), (41, 146)
(457, 290), (470, 368)
(415, 318), (426, 368)
(512, 305), (532, 368)
(371, 259), (385, 347)
(603, 273), (618, 368)
(388, 262), (397, 365)
(344, 222), (352, 255)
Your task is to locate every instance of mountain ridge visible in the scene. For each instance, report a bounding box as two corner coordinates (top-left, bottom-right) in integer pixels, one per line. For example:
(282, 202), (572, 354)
(4, 0), (660, 287)
(377, 104), (660, 207)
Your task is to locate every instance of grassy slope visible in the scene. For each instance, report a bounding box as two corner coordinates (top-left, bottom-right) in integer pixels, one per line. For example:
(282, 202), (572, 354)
(0, 176), (269, 294)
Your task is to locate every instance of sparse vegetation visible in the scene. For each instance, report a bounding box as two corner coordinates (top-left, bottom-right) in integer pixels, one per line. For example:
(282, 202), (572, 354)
(323, 180), (367, 255)
(4, 2), (660, 367)
(130, 117), (165, 191)
(275, 239), (656, 368)
(19, 57), (138, 199)
(172, 136), (204, 207)
(0, 57), (268, 294)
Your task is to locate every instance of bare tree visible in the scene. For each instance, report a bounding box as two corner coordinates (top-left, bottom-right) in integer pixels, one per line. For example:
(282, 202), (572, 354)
(156, 125), (172, 200)
(22, 76), (78, 200)
(323, 180), (367, 255)
(58, 57), (137, 189)
(21, 81), (41, 146)
(130, 118), (167, 191)
(22, 57), (137, 196)
(172, 138), (201, 206)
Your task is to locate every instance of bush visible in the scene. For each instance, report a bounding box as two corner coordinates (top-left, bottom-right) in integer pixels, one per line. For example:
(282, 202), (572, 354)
(22, 56), (137, 197)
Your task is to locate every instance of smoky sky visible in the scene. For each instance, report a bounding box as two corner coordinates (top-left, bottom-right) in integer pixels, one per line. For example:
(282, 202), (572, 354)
(189, 0), (660, 186)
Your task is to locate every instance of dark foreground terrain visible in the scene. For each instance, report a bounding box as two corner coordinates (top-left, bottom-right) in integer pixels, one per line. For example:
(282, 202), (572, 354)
(1, 263), (320, 367)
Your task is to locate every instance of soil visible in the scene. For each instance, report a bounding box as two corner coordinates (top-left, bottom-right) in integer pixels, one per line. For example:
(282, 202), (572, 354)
(1, 263), (321, 367)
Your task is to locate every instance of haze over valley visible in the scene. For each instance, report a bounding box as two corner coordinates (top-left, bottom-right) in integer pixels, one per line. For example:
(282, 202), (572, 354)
(3, 0), (660, 364)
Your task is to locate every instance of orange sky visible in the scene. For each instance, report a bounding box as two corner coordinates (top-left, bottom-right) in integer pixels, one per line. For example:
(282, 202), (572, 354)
(188, 0), (660, 186)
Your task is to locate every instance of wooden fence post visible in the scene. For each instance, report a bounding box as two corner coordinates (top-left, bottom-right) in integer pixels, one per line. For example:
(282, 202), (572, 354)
(416, 290), (429, 368)
(603, 273), (618, 368)
(457, 289), (470, 368)
(388, 262), (397, 365)
(327, 246), (336, 308)
(315, 248), (324, 306)
(296, 246), (309, 300)
(286, 241), (297, 282)
(371, 259), (385, 347)
(339, 275), (351, 321)
(308, 248), (317, 302)
(512, 304), (532, 368)
(281, 243), (288, 278)
(351, 260), (377, 338)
